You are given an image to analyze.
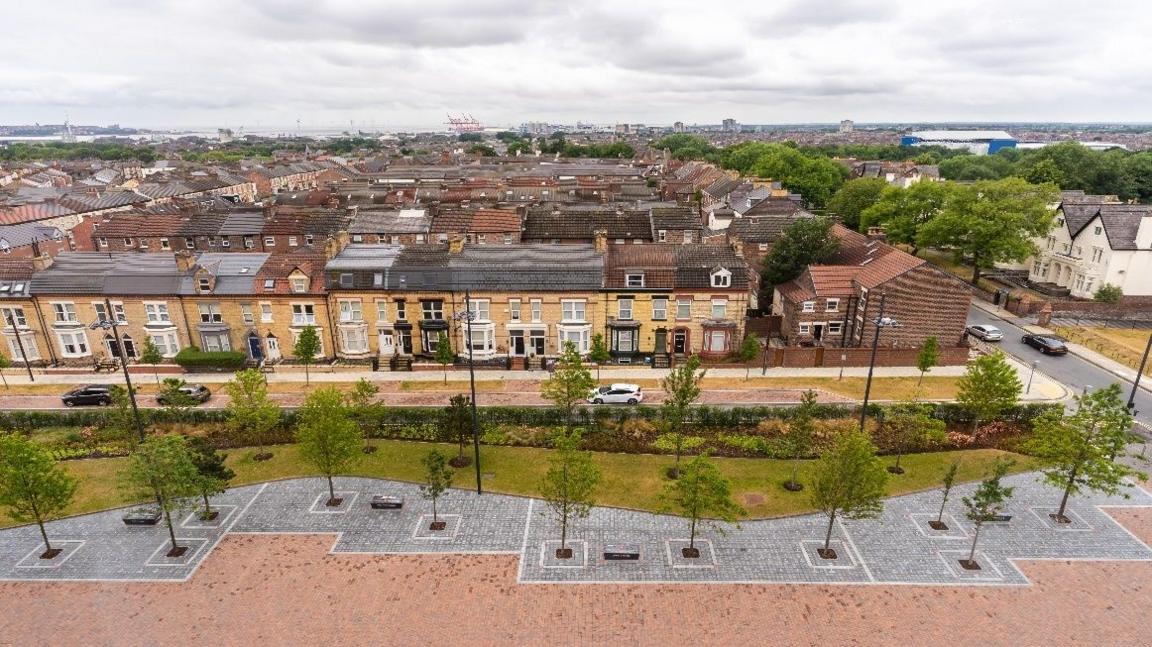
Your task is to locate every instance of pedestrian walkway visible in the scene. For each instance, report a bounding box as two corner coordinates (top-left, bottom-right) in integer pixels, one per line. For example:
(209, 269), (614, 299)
(2, 474), (1149, 586)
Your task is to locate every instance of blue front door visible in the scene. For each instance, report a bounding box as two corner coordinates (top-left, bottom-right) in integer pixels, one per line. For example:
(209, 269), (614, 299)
(247, 334), (264, 360)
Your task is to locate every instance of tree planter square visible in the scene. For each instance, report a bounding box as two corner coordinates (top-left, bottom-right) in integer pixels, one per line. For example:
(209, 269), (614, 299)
(1029, 507), (1093, 531)
(665, 539), (715, 568)
(540, 540), (588, 568)
(800, 540), (858, 570)
(910, 513), (967, 539)
(412, 514), (461, 541)
(15, 540), (85, 569)
(308, 491), (359, 514)
(146, 537), (208, 567)
(938, 550), (1006, 581)
(181, 505), (237, 529)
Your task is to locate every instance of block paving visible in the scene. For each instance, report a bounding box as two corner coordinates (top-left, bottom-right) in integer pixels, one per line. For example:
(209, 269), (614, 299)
(1, 473), (1150, 586)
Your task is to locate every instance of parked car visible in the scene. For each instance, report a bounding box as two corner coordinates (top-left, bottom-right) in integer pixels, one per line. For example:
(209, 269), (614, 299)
(587, 384), (644, 405)
(966, 324), (1004, 341)
(61, 384), (115, 407)
(156, 384), (212, 405)
(1021, 334), (1069, 355)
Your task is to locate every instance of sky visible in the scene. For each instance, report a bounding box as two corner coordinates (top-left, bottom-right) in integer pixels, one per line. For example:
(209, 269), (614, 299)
(2, 0), (1149, 130)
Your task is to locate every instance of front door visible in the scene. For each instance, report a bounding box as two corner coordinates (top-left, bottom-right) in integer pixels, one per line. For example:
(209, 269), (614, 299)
(247, 334), (264, 361)
(378, 331), (395, 356)
(673, 330), (687, 354)
(812, 324), (825, 341)
(398, 330), (413, 354)
(510, 331), (526, 356)
(265, 335), (281, 361)
(529, 330), (545, 356)
(654, 329), (667, 354)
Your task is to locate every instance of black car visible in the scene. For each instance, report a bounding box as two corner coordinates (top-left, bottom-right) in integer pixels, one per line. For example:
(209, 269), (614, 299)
(61, 384), (115, 407)
(1021, 334), (1068, 355)
(156, 384), (212, 405)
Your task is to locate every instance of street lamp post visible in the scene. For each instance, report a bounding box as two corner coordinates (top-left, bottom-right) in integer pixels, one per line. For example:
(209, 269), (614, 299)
(1128, 331), (1152, 411)
(1026, 360), (1039, 394)
(6, 314), (35, 382)
(452, 290), (483, 495)
(859, 294), (898, 432)
(90, 299), (146, 443)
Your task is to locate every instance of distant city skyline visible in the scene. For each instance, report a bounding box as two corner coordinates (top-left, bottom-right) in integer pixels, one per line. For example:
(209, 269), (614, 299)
(3, 0), (1149, 129)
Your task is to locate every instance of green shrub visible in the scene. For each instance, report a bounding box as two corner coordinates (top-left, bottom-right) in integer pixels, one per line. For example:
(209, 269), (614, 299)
(174, 346), (247, 371)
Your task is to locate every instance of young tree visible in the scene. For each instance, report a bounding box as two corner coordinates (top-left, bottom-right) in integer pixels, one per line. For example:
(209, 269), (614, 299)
(761, 216), (838, 301)
(345, 378), (385, 453)
(102, 385), (140, 448)
(809, 429), (888, 557)
(956, 351), (1022, 433)
(225, 369), (281, 461)
(139, 337), (164, 385)
(916, 177), (1059, 284)
(826, 177), (889, 231)
(434, 332), (454, 384)
(187, 436), (235, 521)
(444, 394), (473, 467)
(882, 399), (947, 474)
(293, 325), (321, 385)
(782, 389), (818, 491)
(540, 341), (596, 431)
(295, 387), (362, 506)
(932, 460), (961, 530)
(539, 429), (600, 557)
(916, 336), (940, 387)
(656, 355), (707, 478)
(158, 377), (198, 423)
(1027, 384), (1145, 523)
(420, 449), (454, 529)
(121, 434), (201, 556)
(0, 434), (78, 558)
(1093, 283), (1123, 303)
(588, 333), (611, 381)
(735, 333), (762, 380)
(661, 453), (745, 557)
(961, 458), (1015, 569)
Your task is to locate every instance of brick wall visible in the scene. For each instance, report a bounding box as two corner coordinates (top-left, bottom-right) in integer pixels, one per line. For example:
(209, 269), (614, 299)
(767, 344), (967, 368)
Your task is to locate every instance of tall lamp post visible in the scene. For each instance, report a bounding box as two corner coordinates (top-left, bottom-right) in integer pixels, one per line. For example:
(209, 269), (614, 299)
(6, 314), (35, 382)
(1128, 331), (1152, 411)
(90, 299), (146, 443)
(859, 293), (899, 432)
(452, 290), (483, 495)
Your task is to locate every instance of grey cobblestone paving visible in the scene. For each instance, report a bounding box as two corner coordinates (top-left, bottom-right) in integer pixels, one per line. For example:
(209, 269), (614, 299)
(1, 473), (1149, 585)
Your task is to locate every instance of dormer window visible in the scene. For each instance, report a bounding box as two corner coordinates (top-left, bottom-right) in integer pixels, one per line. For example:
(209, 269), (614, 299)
(625, 272), (645, 288)
(710, 268), (732, 288)
(264, 279), (275, 290)
(339, 273), (354, 288)
(291, 277), (308, 293)
(198, 277), (211, 292)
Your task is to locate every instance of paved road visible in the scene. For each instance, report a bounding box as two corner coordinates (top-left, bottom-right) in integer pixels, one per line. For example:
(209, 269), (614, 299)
(967, 306), (1152, 435)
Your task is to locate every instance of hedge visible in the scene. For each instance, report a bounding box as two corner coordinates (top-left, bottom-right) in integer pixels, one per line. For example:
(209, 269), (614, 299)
(174, 346), (247, 371)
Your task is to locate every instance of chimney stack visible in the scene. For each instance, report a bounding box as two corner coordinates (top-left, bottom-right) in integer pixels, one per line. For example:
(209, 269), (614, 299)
(31, 253), (54, 273)
(324, 230), (351, 260)
(731, 238), (744, 258)
(174, 249), (197, 273)
(448, 233), (465, 254)
(593, 228), (608, 253)
(866, 226), (887, 243)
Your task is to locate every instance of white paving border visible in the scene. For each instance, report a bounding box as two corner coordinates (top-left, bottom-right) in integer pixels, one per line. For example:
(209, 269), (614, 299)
(539, 540), (588, 569)
(14, 540), (85, 570)
(308, 491), (360, 514)
(181, 505), (238, 529)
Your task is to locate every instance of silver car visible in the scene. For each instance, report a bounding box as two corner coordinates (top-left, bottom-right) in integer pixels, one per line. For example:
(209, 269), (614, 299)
(587, 384), (644, 405)
(966, 324), (1003, 341)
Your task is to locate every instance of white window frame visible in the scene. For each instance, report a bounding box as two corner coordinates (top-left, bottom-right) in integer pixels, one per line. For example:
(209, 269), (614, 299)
(57, 330), (90, 357)
(469, 298), (490, 322)
(291, 277), (308, 293)
(292, 303), (317, 326)
(375, 301), (389, 322)
(340, 326), (369, 353)
(144, 301), (170, 324)
(618, 298), (633, 321)
(827, 322), (843, 335)
(802, 301), (815, 313)
(652, 297), (668, 321)
(197, 303), (223, 324)
(260, 302), (274, 323)
(339, 299), (363, 323)
(51, 302), (78, 323)
(1, 306), (28, 328)
(799, 323), (811, 335)
(676, 298), (692, 320)
(561, 299), (586, 322)
(241, 303), (255, 325)
(509, 299), (521, 322)
(625, 273), (645, 288)
(825, 298), (840, 312)
(530, 299), (542, 323)
(711, 299), (727, 319)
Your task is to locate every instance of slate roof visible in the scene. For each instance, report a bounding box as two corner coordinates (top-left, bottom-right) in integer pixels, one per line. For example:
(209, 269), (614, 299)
(673, 245), (749, 290)
(263, 209), (350, 236)
(522, 207), (652, 240)
(0, 223), (63, 249)
(217, 211), (266, 236)
(649, 207), (700, 231)
(1098, 204), (1152, 251)
(447, 244), (603, 291)
(178, 253), (271, 295)
(326, 244), (405, 271)
(252, 247), (328, 295)
(29, 253), (184, 295)
(727, 210), (816, 243)
(0, 202), (77, 225)
(91, 213), (187, 238)
(605, 245), (676, 289)
(348, 209), (432, 234)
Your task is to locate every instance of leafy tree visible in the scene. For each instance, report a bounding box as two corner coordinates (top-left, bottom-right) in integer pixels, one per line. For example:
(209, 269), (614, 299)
(102, 385), (140, 447)
(467, 144), (497, 157)
(661, 453), (745, 555)
(420, 449), (454, 528)
(588, 333), (610, 380)
(809, 429), (888, 556)
(933, 460), (961, 529)
(735, 333), (761, 380)
(293, 325), (321, 384)
(961, 458), (1015, 569)
(541, 341), (596, 431)
(434, 332), (455, 384)
(938, 154), (1013, 182)
(760, 216), (838, 300)
(1094, 283), (1123, 303)
(782, 390), (818, 490)
(859, 181), (954, 253)
(1027, 384), (1145, 523)
(295, 387), (362, 505)
(121, 434), (201, 556)
(539, 429), (600, 557)
(720, 142), (847, 208)
(444, 394), (473, 467)
(916, 177), (1058, 284)
(345, 378), (385, 453)
(656, 355), (707, 477)
(0, 434), (78, 557)
(158, 377), (198, 422)
(139, 337), (164, 384)
(827, 178), (888, 231)
(457, 132), (483, 143)
(916, 336), (940, 386)
(653, 134), (717, 161)
(187, 437), (234, 521)
(956, 351), (1022, 433)
(225, 368), (281, 460)
(882, 399), (947, 474)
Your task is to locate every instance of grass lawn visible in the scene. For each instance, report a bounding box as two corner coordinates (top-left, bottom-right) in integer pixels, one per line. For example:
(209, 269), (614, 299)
(1, 441), (1034, 528)
(1054, 326), (1152, 376)
(704, 376), (960, 401)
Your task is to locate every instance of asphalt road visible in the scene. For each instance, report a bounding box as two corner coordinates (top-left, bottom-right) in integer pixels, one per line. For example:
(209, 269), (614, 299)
(967, 306), (1152, 436)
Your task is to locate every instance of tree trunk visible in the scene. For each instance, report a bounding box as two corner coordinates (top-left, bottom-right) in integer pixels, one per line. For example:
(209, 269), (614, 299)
(37, 519), (52, 553)
(823, 510), (837, 551)
(1056, 465), (1079, 520)
(967, 521), (982, 564)
(432, 495), (438, 524)
(790, 459), (799, 486)
(917, 370), (925, 387)
(443, 368), (447, 384)
(0, 370), (8, 389)
(894, 451), (903, 470)
(688, 515), (697, 550)
(970, 263), (981, 286)
(202, 491), (213, 518)
(163, 505), (179, 552)
(304, 362), (310, 385)
(560, 508), (568, 551)
(936, 488), (950, 524)
(327, 475), (335, 503)
(154, 369), (160, 385)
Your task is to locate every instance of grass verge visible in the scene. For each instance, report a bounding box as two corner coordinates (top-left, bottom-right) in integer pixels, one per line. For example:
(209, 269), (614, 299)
(1054, 326), (1152, 376)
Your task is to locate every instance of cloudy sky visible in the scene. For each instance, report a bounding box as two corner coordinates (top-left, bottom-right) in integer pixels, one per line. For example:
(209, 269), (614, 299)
(2, 0), (1148, 130)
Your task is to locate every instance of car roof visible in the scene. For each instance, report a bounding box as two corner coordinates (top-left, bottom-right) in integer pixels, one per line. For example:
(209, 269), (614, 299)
(609, 383), (641, 390)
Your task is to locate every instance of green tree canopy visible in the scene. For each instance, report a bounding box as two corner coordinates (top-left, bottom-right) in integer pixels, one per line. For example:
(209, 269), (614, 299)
(827, 178), (889, 231)
(541, 341), (596, 431)
(121, 434), (201, 554)
(657, 355), (707, 475)
(956, 351), (1022, 432)
(859, 181), (954, 252)
(293, 326), (321, 384)
(225, 369), (281, 459)
(761, 216), (838, 299)
(295, 387), (362, 505)
(444, 393), (473, 466)
(782, 390), (818, 490)
(661, 453), (745, 552)
(434, 332), (455, 384)
(916, 336), (940, 386)
(187, 436), (235, 520)
(721, 143), (847, 208)
(0, 433), (78, 555)
(539, 429), (600, 554)
(961, 458), (1015, 567)
(420, 449), (454, 526)
(809, 429), (888, 553)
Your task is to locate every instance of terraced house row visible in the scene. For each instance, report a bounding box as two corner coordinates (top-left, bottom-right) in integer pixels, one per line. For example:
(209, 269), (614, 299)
(0, 231), (751, 368)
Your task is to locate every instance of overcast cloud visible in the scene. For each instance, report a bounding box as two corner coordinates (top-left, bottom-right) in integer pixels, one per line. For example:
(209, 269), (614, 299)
(1, 0), (1148, 129)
